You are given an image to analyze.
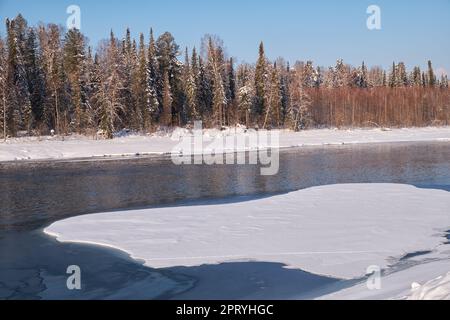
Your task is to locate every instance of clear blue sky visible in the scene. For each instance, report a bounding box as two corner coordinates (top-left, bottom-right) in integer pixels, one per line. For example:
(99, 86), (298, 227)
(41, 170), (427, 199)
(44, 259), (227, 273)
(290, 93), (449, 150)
(1, 0), (449, 74)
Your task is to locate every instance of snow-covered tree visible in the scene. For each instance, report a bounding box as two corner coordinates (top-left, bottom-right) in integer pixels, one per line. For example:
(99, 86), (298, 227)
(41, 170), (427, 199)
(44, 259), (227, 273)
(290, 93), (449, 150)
(263, 63), (282, 128)
(64, 28), (86, 133)
(97, 31), (125, 139)
(302, 61), (316, 88)
(183, 47), (198, 122)
(147, 28), (159, 124)
(287, 70), (312, 131)
(427, 60), (436, 87)
(0, 36), (6, 139)
(333, 59), (348, 88)
(236, 64), (253, 128)
(207, 38), (227, 127)
(161, 70), (173, 126)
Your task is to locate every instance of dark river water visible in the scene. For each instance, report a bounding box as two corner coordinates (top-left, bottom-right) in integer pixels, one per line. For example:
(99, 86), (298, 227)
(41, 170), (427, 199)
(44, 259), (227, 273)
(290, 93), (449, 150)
(0, 141), (449, 299)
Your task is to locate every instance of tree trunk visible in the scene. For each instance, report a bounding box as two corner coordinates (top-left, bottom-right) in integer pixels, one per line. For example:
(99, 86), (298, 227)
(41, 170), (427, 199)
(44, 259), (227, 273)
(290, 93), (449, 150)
(3, 93), (6, 141)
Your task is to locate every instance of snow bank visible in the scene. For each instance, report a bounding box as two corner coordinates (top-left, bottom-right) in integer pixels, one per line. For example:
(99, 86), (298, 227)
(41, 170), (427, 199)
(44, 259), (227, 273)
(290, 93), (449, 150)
(318, 258), (450, 300)
(1, 127), (449, 162)
(407, 272), (450, 300)
(45, 184), (450, 280)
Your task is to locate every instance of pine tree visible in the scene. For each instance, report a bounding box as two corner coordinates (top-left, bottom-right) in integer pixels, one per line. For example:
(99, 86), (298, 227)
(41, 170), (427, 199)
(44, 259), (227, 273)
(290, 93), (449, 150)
(0, 36), (6, 139)
(323, 67), (335, 89)
(6, 16), (31, 136)
(361, 61), (369, 88)
(389, 62), (397, 88)
(197, 56), (213, 119)
(136, 32), (150, 130)
(422, 72), (427, 87)
(120, 28), (135, 130)
(207, 38), (226, 127)
(314, 66), (323, 88)
(427, 60), (436, 87)
(279, 61), (291, 123)
(147, 28), (159, 125)
(333, 59), (348, 87)
(161, 70), (173, 126)
(37, 23), (64, 133)
(253, 42), (267, 122)
(24, 27), (45, 130)
(351, 62), (369, 88)
(263, 63), (282, 128)
(98, 31), (125, 138)
(156, 32), (181, 123)
(225, 57), (236, 125)
(302, 61), (315, 88)
(64, 28), (86, 133)
(287, 69), (312, 131)
(183, 47), (198, 122)
(411, 66), (422, 86)
(236, 64), (253, 127)
(396, 62), (408, 86)
(84, 50), (101, 132)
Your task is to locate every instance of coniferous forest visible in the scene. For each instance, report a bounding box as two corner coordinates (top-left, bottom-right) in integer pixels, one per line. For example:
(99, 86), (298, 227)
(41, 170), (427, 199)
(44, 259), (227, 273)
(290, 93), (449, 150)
(0, 15), (449, 139)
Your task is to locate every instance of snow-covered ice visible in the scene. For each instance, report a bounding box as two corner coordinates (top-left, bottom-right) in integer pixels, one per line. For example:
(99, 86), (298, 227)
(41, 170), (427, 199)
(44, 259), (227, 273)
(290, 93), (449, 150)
(1, 127), (450, 162)
(45, 183), (450, 299)
(406, 272), (450, 300)
(318, 259), (450, 300)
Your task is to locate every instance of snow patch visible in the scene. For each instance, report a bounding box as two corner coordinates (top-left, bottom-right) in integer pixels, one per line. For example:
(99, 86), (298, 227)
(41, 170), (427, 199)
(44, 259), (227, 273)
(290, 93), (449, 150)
(406, 272), (450, 300)
(45, 184), (450, 280)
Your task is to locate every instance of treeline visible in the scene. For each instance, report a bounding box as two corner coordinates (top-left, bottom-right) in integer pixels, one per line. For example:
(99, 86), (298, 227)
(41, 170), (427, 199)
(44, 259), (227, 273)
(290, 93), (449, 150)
(0, 14), (449, 139)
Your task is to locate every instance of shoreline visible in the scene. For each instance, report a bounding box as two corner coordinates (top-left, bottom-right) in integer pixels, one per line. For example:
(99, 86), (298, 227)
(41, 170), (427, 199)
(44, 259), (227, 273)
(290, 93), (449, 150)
(1, 137), (449, 167)
(1, 126), (449, 164)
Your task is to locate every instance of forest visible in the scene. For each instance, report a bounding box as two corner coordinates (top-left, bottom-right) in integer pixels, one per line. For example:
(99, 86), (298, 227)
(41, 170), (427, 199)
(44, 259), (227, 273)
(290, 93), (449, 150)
(0, 14), (449, 139)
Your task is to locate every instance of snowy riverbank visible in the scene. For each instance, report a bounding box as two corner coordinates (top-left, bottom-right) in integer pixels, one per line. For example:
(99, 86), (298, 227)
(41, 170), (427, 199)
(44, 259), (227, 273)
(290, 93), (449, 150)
(45, 183), (450, 299)
(1, 126), (449, 162)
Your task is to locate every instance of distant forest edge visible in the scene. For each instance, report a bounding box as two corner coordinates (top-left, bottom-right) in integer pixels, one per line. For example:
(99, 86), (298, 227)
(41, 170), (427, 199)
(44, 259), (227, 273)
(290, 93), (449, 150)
(0, 15), (449, 139)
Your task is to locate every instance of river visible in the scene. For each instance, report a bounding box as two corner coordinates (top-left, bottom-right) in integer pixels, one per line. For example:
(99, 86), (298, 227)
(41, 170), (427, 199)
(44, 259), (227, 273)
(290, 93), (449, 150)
(0, 141), (449, 299)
